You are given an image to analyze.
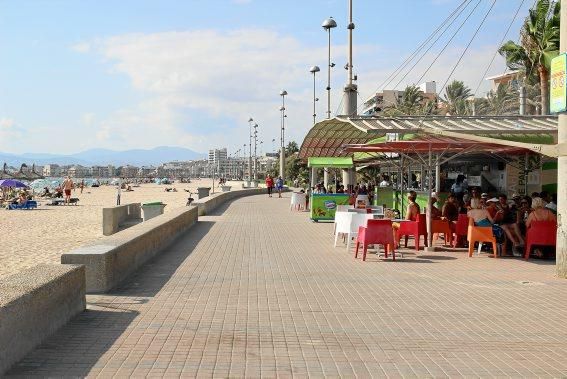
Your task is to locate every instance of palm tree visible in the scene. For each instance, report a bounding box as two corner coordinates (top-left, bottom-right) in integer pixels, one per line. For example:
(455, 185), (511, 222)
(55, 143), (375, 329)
(485, 83), (520, 115)
(383, 85), (427, 116)
(441, 80), (472, 115)
(499, 0), (560, 114)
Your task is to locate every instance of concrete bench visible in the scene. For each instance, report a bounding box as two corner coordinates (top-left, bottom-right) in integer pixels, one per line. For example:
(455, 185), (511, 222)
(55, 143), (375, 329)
(103, 203), (142, 235)
(62, 206), (198, 293)
(0, 264), (86, 375)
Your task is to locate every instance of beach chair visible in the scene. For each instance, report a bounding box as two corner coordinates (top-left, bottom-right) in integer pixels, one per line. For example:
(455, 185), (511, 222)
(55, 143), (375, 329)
(524, 221), (557, 260)
(355, 219), (397, 261)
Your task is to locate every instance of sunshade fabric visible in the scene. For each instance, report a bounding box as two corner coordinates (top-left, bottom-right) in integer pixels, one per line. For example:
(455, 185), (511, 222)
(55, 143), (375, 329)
(308, 157), (354, 168)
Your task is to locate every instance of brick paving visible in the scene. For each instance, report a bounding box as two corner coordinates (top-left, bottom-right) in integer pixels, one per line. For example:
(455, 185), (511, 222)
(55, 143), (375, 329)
(7, 194), (567, 377)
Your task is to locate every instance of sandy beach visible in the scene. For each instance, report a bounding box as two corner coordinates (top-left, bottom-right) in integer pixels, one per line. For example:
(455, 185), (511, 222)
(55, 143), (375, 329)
(0, 179), (235, 278)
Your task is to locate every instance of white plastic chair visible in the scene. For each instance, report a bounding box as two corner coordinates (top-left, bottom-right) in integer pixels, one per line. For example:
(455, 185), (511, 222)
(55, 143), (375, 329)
(335, 213), (375, 251)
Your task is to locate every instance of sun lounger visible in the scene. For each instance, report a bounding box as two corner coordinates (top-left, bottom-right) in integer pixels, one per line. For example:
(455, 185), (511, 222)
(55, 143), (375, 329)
(7, 200), (37, 210)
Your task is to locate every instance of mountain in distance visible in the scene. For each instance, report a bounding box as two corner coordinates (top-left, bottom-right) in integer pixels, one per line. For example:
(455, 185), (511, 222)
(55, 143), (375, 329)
(0, 146), (204, 167)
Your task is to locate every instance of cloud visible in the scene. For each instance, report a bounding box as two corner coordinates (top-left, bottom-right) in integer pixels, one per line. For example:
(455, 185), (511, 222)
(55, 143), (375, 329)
(71, 41), (91, 53)
(67, 28), (509, 154)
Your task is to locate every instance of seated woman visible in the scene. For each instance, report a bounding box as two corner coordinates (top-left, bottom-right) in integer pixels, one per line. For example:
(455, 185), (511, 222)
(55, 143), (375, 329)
(525, 197), (556, 228)
(467, 197), (504, 243)
(442, 194), (459, 222)
(497, 194), (524, 256)
(429, 194), (442, 220)
(392, 190), (421, 240)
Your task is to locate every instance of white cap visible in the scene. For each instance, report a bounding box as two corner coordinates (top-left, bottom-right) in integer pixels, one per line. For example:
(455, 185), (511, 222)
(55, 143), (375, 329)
(431, 191), (438, 199)
(487, 197), (499, 203)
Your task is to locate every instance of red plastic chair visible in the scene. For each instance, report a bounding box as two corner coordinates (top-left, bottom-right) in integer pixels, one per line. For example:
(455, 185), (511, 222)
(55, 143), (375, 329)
(524, 221), (557, 260)
(396, 213), (427, 251)
(355, 219), (397, 261)
(453, 214), (469, 247)
(431, 219), (452, 246)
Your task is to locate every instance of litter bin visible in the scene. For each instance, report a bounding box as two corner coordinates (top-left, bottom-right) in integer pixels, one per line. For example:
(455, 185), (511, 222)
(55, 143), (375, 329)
(220, 185), (231, 192)
(197, 187), (211, 199)
(142, 201), (166, 221)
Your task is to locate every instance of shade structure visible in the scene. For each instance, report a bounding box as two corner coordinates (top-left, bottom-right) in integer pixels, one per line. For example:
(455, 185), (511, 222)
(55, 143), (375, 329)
(344, 135), (532, 156)
(298, 115), (558, 159)
(0, 179), (28, 188)
(308, 157), (354, 168)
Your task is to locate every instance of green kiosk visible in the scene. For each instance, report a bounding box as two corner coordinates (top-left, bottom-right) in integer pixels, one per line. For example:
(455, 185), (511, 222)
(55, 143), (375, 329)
(308, 157), (353, 222)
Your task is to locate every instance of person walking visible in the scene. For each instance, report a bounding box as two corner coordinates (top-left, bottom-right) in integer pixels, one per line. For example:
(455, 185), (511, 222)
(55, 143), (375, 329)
(61, 176), (74, 205)
(275, 176), (284, 198)
(265, 174), (274, 197)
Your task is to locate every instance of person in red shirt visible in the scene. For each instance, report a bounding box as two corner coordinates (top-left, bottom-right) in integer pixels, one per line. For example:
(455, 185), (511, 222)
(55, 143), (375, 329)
(265, 175), (274, 197)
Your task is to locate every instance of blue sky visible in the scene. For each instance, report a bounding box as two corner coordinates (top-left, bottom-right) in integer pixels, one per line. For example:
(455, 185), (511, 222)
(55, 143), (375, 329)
(0, 0), (532, 155)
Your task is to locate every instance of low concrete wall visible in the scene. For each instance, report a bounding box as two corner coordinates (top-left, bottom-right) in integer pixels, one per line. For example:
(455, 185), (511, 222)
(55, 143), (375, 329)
(0, 264), (86, 375)
(62, 206), (198, 293)
(103, 203), (142, 236)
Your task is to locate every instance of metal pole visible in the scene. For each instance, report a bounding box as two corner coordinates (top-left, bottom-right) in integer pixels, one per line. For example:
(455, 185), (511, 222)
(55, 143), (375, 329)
(327, 28), (332, 119)
(313, 71), (317, 124)
(248, 119), (253, 183)
(426, 144), (434, 251)
(280, 93), (286, 181)
(557, 0), (567, 274)
(254, 124), (258, 180)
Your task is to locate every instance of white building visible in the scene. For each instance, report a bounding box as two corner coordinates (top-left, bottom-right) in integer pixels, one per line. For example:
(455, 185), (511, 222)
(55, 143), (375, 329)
(43, 164), (61, 177)
(208, 148), (228, 176)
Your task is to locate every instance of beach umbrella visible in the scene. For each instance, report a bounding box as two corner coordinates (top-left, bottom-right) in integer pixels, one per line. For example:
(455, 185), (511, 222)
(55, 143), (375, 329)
(0, 179), (28, 188)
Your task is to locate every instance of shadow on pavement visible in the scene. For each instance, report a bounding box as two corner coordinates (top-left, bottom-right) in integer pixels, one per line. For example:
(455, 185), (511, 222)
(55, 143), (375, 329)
(6, 309), (139, 377)
(113, 220), (216, 298)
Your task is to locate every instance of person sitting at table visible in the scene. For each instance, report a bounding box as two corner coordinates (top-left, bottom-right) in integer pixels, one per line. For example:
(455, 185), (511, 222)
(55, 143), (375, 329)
(525, 197), (556, 258)
(496, 194), (524, 256)
(467, 197), (504, 243)
(336, 185), (345, 193)
(525, 197), (556, 228)
(392, 191), (421, 238)
(429, 195), (442, 220)
(442, 194), (459, 222)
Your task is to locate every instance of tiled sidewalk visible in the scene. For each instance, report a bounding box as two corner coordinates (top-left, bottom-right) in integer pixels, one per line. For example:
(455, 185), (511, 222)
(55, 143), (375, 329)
(8, 194), (567, 377)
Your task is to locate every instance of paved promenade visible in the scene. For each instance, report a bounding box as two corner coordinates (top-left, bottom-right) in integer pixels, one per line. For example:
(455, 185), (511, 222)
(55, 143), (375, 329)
(8, 194), (567, 377)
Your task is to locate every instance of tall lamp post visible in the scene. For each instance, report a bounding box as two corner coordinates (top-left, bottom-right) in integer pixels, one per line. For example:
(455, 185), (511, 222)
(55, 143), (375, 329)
(309, 66), (320, 125)
(322, 17), (337, 119)
(242, 144), (247, 180)
(247, 117), (254, 183)
(253, 123), (258, 180)
(279, 90), (287, 181)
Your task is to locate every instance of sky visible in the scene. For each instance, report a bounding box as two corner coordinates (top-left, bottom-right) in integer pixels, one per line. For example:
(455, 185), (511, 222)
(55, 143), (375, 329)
(0, 0), (533, 156)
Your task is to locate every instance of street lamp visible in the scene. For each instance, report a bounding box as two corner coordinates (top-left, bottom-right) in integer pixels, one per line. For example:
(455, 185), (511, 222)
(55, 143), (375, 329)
(279, 90), (287, 181)
(247, 117), (254, 183)
(310, 65), (320, 125)
(242, 144), (246, 180)
(253, 123), (259, 180)
(322, 17), (337, 119)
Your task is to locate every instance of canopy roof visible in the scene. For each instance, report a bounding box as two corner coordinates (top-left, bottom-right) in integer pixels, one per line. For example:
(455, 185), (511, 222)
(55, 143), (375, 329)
(308, 157), (353, 168)
(299, 115), (558, 159)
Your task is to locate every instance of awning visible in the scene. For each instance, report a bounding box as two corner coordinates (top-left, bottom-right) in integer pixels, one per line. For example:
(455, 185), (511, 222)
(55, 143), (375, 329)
(308, 157), (354, 168)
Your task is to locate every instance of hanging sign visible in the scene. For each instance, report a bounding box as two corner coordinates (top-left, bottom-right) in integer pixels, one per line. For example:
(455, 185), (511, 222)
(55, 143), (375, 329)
(550, 53), (567, 113)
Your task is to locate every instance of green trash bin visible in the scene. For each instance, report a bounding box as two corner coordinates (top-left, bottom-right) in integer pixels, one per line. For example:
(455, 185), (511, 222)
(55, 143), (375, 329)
(141, 201), (166, 221)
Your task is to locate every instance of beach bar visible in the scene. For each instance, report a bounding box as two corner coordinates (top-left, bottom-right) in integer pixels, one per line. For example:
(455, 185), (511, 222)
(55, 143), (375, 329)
(307, 157), (353, 221)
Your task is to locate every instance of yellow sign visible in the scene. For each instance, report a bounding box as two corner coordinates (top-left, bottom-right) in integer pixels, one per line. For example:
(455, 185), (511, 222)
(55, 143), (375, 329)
(550, 53), (567, 113)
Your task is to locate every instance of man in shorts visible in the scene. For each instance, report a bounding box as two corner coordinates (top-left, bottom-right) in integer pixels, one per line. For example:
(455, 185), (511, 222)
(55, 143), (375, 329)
(62, 176), (74, 205)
